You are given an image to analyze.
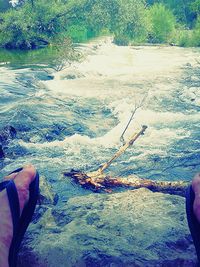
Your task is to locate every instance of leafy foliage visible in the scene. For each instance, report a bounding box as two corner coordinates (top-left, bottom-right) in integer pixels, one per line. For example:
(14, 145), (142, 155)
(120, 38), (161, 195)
(148, 3), (176, 43)
(0, 0), (149, 49)
(50, 38), (82, 71)
(113, 0), (148, 41)
(0, 0), (81, 49)
(192, 25), (200, 47)
(147, 0), (196, 26)
(191, 0), (200, 15)
(113, 35), (130, 46)
(0, 0), (200, 49)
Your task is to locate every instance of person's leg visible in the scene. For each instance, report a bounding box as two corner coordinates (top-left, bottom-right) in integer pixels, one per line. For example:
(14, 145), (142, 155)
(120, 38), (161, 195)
(192, 173), (200, 222)
(0, 165), (36, 267)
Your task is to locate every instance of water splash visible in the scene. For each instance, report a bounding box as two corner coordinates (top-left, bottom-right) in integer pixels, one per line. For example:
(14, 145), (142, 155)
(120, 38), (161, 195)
(0, 39), (200, 195)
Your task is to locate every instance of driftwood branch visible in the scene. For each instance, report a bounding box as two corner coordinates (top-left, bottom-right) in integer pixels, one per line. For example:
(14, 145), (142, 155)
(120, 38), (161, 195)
(63, 170), (189, 197)
(87, 125), (148, 179)
(63, 125), (189, 197)
(120, 106), (140, 144)
(120, 95), (147, 144)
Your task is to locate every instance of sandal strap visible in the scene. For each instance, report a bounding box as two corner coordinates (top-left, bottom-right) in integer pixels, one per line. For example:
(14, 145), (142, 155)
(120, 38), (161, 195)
(0, 180), (10, 191)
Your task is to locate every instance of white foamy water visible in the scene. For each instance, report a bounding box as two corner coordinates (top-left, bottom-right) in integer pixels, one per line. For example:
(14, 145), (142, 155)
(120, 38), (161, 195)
(0, 67), (17, 84)
(1, 38), (200, 183)
(39, 40), (200, 152)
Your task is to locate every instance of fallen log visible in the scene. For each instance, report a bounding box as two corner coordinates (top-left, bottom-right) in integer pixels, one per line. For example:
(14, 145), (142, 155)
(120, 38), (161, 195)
(63, 170), (189, 196)
(63, 125), (190, 196)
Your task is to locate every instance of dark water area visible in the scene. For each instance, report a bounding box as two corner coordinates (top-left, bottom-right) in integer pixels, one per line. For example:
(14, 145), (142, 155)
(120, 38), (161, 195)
(0, 40), (200, 204)
(0, 46), (60, 68)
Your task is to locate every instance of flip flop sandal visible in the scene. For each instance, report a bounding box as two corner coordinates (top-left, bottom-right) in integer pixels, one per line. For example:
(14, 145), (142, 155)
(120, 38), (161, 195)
(0, 167), (39, 267)
(186, 185), (200, 266)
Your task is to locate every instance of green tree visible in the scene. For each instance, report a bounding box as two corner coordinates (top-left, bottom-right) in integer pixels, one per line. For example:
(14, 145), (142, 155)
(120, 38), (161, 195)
(191, 15), (200, 46)
(66, 0), (148, 44)
(0, 0), (82, 49)
(191, 0), (200, 46)
(191, 0), (200, 15)
(114, 0), (148, 41)
(148, 3), (176, 43)
(1, 0), (191, 49)
(67, 0), (119, 38)
(147, 0), (195, 27)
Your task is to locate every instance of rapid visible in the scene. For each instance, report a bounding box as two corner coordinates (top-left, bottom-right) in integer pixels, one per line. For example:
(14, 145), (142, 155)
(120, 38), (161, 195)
(0, 38), (200, 202)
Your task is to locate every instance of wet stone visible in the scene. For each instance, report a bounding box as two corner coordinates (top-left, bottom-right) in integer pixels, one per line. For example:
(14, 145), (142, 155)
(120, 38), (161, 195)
(39, 175), (59, 205)
(0, 145), (4, 158)
(18, 188), (197, 267)
(0, 125), (17, 145)
(0, 125), (17, 159)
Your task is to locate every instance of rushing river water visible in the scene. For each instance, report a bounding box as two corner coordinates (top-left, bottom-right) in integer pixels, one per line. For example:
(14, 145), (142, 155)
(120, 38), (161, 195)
(0, 38), (200, 202)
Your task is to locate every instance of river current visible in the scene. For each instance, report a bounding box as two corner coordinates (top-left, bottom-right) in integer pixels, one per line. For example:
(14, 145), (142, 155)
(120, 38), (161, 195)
(0, 38), (200, 202)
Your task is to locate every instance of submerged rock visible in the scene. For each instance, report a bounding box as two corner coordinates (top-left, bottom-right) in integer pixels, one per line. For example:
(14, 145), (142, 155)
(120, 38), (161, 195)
(63, 72), (85, 80)
(39, 176), (59, 205)
(0, 125), (17, 144)
(0, 125), (17, 159)
(0, 145), (4, 158)
(18, 188), (196, 267)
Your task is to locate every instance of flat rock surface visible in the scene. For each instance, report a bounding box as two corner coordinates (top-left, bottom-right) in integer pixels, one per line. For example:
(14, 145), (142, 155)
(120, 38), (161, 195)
(18, 188), (197, 267)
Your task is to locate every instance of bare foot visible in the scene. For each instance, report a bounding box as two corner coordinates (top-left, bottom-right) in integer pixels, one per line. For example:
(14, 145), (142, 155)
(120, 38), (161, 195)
(192, 173), (200, 223)
(0, 165), (36, 267)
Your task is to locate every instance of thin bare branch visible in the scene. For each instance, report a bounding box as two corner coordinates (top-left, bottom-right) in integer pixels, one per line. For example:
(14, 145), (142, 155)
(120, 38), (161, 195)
(85, 125), (148, 179)
(120, 94), (147, 144)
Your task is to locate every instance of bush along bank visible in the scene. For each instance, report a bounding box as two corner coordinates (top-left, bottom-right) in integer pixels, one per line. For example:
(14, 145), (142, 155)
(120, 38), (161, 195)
(0, 0), (200, 49)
